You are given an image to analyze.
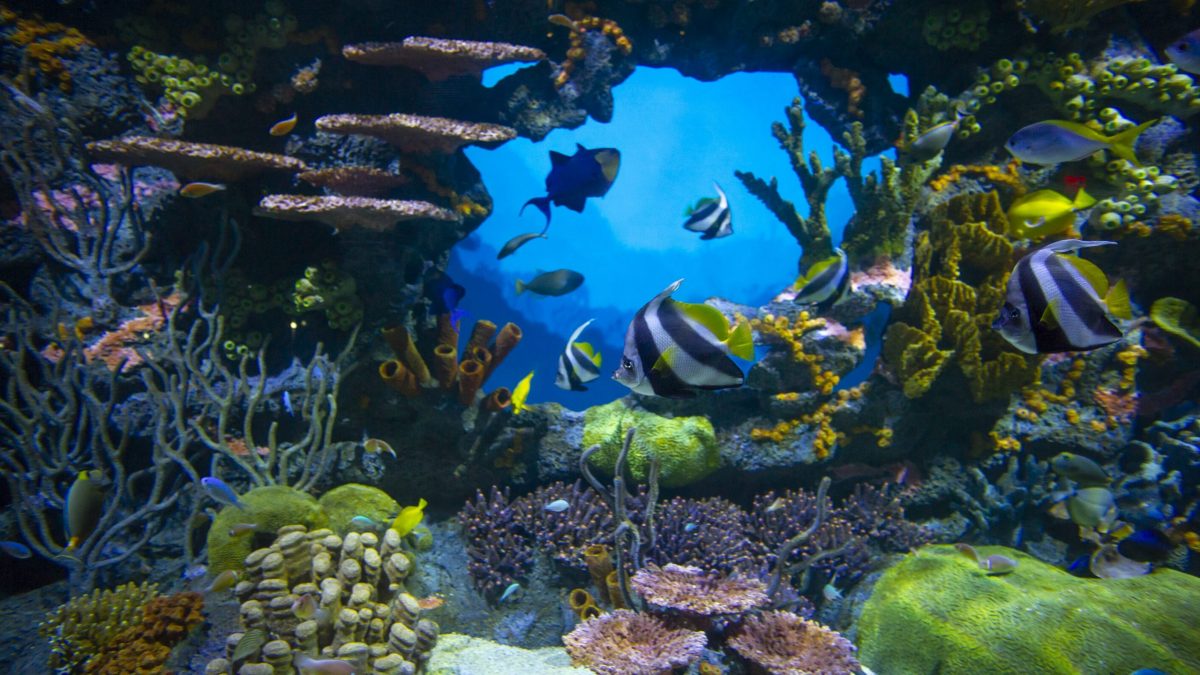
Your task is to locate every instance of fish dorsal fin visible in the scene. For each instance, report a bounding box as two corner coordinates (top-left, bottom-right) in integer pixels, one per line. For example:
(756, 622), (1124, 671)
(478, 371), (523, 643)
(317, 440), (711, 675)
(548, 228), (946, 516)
(1060, 254), (1109, 297)
(727, 319), (754, 360)
(1040, 299), (1062, 330)
(1042, 239), (1116, 255)
(1105, 279), (1132, 320)
(567, 318), (594, 348)
(678, 301), (731, 340)
(549, 151), (570, 167)
(575, 341), (596, 357)
(576, 143), (587, 152)
(654, 279), (685, 303)
(795, 254), (839, 289)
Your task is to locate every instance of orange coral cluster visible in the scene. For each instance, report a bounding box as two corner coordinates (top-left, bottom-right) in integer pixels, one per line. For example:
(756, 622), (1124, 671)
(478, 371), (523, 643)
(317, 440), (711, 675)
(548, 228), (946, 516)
(749, 312), (840, 394)
(42, 293), (184, 372)
(1, 6), (92, 92)
(552, 14), (632, 89)
(819, 58), (865, 119)
(84, 591), (204, 675)
(751, 384), (866, 459)
(929, 160), (1026, 195)
(406, 163), (490, 218)
(1156, 213), (1195, 240)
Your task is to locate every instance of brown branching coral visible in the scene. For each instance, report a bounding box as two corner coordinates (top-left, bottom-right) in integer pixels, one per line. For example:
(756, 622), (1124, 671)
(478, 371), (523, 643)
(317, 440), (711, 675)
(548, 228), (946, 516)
(254, 194), (459, 232)
(563, 609), (706, 675)
(343, 37), (545, 81)
(87, 137), (307, 181)
(39, 582), (160, 672)
(728, 610), (861, 675)
(631, 563), (769, 617)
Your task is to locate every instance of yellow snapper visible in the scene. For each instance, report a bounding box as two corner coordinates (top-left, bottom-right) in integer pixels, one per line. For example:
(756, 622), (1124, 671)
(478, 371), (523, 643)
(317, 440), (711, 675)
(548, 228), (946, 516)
(392, 498), (427, 536)
(1007, 188), (1096, 239)
(512, 370), (534, 414)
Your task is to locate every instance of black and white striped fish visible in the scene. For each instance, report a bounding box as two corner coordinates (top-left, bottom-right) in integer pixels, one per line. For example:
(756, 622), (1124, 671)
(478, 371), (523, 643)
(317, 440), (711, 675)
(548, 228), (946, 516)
(614, 279), (754, 398)
(993, 239), (1131, 354)
(794, 248), (850, 311)
(682, 182), (733, 240)
(555, 319), (602, 391)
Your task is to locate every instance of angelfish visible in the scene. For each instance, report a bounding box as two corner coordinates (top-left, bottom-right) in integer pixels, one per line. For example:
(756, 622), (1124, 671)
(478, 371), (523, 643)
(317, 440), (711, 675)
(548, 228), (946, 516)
(1005, 118), (1156, 166)
(522, 144), (620, 226)
(993, 239), (1131, 354)
(614, 279), (754, 398)
(793, 248), (850, 312)
(555, 319), (602, 391)
(682, 182), (733, 240)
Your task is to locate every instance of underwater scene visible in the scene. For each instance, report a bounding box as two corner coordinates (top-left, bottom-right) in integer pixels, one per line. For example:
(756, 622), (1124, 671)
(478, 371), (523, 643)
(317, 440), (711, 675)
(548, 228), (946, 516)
(3, 0), (1200, 673)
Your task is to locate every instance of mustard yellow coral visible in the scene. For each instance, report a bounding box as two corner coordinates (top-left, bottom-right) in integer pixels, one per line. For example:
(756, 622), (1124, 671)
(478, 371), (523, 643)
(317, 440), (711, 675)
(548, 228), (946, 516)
(2, 7), (92, 91)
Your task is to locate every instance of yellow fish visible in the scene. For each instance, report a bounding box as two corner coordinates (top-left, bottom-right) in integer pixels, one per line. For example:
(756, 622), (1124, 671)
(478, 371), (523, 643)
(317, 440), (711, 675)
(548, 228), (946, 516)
(269, 112), (298, 136)
(1007, 188), (1096, 239)
(512, 370), (534, 414)
(363, 437), (397, 458)
(392, 498), (427, 537)
(179, 182), (226, 198)
(206, 569), (239, 593)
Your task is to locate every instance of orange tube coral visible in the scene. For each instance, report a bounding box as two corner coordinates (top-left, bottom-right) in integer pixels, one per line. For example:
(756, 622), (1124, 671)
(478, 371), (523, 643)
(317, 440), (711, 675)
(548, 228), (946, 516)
(605, 570), (626, 610)
(465, 320), (497, 354)
(433, 343), (458, 389)
(470, 346), (493, 376)
(394, 327), (433, 387)
(568, 588), (595, 612)
(488, 322), (522, 375)
(585, 544), (614, 604)
(379, 359), (419, 396)
(457, 359), (485, 405)
(437, 313), (459, 350)
(579, 604), (603, 620)
(484, 387), (511, 412)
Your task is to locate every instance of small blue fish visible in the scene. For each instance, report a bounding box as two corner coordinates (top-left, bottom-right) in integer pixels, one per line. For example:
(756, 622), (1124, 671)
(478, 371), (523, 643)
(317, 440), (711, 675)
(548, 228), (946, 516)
(0, 541), (32, 559)
(522, 144), (620, 227)
(1066, 554), (1093, 577)
(544, 499), (569, 513)
(1130, 669), (1169, 675)
(499, 582), (521, 603)
(182, 563), (208, 580)
(425, 272), (465, 318)
(282, 391), (294, 416)
(201, 477), (243, 510)
(349, 515), (380, 531)
(1165, 27), (1200, 75)
(683, 522), (698, 533)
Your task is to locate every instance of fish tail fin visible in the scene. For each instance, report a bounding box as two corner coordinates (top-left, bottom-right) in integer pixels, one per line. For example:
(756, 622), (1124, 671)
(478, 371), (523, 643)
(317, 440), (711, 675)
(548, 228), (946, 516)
(726, 319), (755, 360)
(1107, 118), (1157, 167)
(521, 196), (552, 226)
(515, 279), (526, 294)
(1073, 187), (1097, 210)
(1105, 278), (1133, 320)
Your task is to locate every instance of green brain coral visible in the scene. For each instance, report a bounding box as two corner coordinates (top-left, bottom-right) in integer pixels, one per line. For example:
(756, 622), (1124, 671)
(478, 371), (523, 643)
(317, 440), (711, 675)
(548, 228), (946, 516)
(582, 399), (720, 488)
(206, 485), (328, 573)
(857, 545), (1200, 674)
(317, 483), (400, 536)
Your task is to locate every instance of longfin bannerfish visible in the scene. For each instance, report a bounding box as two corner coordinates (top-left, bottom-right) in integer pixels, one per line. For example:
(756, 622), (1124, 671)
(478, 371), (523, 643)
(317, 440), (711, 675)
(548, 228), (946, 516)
(993, 239), (1130, 354)
(1007, 188), (1096, 239)
(682, 182), (733, 240)
(613, 279), (754, 398)
(179, 182), (226, 198)
(794, 248), (850, 311)
(522, 144), (620, 226)
(555, 319), (602, 391)
(1005, 119), (1157, 166)
(269, 113), (298, 136)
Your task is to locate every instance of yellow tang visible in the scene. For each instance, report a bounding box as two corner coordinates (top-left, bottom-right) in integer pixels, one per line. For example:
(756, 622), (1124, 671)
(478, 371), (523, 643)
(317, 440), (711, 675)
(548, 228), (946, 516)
(179, 182), (226, 198)
(512, 370), (534, 414)
(1007, 188), (1096, 239)
(269, 113), (298, 136)
(392, 498), (427, 537)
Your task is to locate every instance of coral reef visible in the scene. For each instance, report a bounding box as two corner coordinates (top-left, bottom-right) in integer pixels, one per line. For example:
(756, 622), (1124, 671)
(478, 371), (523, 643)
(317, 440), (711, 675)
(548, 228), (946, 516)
(315, 113), (517, 154)
(582, 399), (720, 488)
(38, 581), (159, 672)
(1, 6), (91, 92)
(254, 194), (458, 232)
(84, 591), (204, 674)
(207, 485), (329, 574)
(857, 545), (1200, 673)
(318, 483), (401, 537)
(562, 609), (706, 675)
(343, 37), (545, 81)
(86, 136), (307, 181)
(728, 610), (861, 674)
(630, 563), (768, 617)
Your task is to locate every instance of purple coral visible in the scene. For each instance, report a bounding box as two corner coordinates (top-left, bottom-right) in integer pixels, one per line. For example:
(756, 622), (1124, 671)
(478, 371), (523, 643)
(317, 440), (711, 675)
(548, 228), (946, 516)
(510, 480), (614, 572)
(646, 496), (759, 574)
(631, 563), (768, 617)
(459, 486), (537, 597)
(728, 610), (860, 674)
(563, 609), (706, 675)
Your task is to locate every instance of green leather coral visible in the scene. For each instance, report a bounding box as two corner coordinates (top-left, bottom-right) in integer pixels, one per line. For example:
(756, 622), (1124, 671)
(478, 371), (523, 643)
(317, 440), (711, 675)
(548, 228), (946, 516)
(857, 545), (1200, 674)
(206, 485), (328, 573)
(882, 191), (1040, 401)
(317, 483), (399, 536)
(582, 400), (720, 488)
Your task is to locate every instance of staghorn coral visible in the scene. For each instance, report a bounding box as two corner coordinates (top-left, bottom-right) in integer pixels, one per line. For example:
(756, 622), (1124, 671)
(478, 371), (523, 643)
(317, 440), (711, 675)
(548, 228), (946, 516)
(857, 545), (1200, 673)
(87, 136), (306, 181)
(315, 113), (516, 154)
(39, 581), (159, 672)
(646, 496), (759, 574)
(563, 609), (706, 675)
(459, 485), (539, 598)
(882, 191), (1041, 402)
(205, 521), (437, 674)
(728, 610), (860, 674)
(630, 564), (768, 617)
(84, 592), (204, 674)
(343, 37), (544, 81)
(254, 194), (459, 232)
(511, 480), (615, 572)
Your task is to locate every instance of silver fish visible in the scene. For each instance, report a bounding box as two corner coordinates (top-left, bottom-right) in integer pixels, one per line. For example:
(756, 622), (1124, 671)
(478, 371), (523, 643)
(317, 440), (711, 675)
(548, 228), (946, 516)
(1005, 119), (1154, 166)
(499, 582), (521, 603)
(498, 232), (548, 259)
(1050, 452), (1109, 487)
(905, 109), (965, 161)
(1165, 28), (1200, 75)
(544, 499), (570, 512)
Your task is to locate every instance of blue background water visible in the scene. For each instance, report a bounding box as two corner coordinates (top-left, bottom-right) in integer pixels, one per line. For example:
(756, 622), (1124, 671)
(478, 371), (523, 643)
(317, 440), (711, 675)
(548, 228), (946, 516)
(453, 67), (881, 408)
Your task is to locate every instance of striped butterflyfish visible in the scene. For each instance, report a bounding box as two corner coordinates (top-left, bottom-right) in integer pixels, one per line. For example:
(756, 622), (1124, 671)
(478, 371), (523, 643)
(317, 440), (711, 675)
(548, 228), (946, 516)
(794, 248), (850, 311)
(682, 182), (733, 240)
(993, 239), (1132, 354)
(614, 279), (754, 398)
(556, 319), (602, 391)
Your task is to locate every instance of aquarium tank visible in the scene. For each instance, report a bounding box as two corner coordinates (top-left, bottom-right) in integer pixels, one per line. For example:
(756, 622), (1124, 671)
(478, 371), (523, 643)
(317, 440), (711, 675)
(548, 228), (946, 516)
(1, 0), (1200, 673)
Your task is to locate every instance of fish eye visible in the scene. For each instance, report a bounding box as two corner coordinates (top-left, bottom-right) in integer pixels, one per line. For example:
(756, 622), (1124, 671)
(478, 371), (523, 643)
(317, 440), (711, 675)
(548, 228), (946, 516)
(622, 358), (633, 371)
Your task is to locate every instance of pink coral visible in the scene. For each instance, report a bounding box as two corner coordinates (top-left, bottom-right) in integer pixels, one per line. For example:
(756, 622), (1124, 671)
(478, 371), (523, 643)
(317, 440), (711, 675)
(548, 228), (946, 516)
(563, 609), (706, 675)
(728, 610), (860, 675)
(42, 292), (183, 372)
(630, 563), (768, 616)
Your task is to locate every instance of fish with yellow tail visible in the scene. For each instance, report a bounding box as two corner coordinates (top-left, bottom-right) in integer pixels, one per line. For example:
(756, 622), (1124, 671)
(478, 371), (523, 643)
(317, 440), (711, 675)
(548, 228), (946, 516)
(1006, 188), (1096, 239)
(269, 112), (298, 136)
(901, 108), (966, 161)
(1005, 118), (1157, 166)
(512, 370), (535, 413)
(793, 248), (850, 312)
(614, 278), (754, 398)
(555, 319), (601, 391)
(65, 470), (108, 551)
(993, 239), (1131, 354)
(392, 498), (427, 537)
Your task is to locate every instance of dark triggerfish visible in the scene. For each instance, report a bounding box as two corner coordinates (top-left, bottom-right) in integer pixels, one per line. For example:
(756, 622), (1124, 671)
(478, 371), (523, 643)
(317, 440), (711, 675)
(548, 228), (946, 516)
(522, 144), (620, 227)
(993, 239), (1131, 354)
(614, 279), (753, 398)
